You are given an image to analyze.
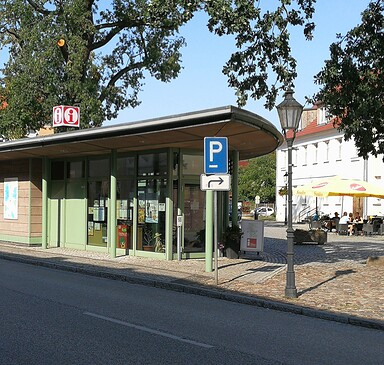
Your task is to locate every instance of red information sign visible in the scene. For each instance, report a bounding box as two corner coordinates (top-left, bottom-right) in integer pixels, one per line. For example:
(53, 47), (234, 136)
(247, 238), (257, 249)
(53, 105), (80, 127)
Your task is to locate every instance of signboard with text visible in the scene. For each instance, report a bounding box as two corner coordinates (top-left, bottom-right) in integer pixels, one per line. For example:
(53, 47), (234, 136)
(240, 220), (264, 253)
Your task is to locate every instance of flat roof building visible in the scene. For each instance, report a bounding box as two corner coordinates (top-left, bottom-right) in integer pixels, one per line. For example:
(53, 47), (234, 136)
(0, 106), (282, 261)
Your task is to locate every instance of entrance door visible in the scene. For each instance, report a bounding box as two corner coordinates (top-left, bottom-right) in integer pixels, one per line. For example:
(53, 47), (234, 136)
(65, 181), (87, 248)
(353, 197), (364, 218)
(48, 181), (65, 247)
(182, 183), (206, 253)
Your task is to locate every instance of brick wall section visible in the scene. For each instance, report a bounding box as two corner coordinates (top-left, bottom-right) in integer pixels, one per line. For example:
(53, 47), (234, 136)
(0, 159), (42, 239)
(301, 108), (317, 129)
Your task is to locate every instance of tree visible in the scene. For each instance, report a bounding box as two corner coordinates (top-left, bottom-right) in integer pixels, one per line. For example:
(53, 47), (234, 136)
(314, 0), (384, 159)
(0, 0), (315, 138)
(238, 153), (276, 203)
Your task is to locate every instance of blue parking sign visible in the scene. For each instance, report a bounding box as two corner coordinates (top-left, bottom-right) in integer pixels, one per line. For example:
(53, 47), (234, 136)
(204, 137), (228, 174)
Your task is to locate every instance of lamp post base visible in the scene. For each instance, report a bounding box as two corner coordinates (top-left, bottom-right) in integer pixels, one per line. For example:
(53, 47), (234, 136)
(285, 287), (298, 298)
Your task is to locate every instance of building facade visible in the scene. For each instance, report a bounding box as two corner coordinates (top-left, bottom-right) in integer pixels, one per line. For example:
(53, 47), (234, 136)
(0, 106), (282, 260)
(275, 105), (384, 223)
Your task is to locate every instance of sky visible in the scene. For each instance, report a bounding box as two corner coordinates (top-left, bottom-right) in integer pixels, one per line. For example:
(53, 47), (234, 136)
(0, 1), (373, 131)
(107, 0), (372, 130)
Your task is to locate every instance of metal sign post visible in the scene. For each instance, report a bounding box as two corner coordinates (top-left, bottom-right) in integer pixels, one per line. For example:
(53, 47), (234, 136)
(202, 137), (230, 285)
(214, 191), (218, 285)
(177, 214), (183, 261)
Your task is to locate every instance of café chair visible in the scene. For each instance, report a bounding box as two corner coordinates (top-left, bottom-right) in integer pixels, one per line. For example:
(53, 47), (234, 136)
(338, 223), (348, 235)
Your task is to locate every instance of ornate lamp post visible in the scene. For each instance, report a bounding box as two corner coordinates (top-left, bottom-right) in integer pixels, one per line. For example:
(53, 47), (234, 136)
(276, 88), (303, 299)
(284, 172), (288, 225)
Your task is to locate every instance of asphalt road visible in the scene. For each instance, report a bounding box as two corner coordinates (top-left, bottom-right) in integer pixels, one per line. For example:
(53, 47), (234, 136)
(1, 259), (383, 365)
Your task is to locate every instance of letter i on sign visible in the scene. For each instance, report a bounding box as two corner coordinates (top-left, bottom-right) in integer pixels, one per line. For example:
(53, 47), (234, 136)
(53, 105), (80, 128)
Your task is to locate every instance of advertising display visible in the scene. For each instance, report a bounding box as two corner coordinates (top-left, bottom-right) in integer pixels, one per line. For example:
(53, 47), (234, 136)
(117, 224), (128, 249)
(4, 178), (18, 220)
(240, 220), (264, 253)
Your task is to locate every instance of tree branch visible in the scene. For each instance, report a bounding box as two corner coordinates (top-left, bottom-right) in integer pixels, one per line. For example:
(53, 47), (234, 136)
(92, 19), (146, 51)
(90, 26), (123, 51)
(99, 61), (146, 103)
(26, 0), (51, 16)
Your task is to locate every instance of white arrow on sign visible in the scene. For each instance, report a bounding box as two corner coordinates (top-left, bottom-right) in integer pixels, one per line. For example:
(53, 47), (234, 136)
(200, 174), (231, 191)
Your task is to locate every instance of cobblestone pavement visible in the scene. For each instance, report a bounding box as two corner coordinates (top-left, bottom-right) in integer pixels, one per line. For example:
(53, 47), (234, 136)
(0, 222), (383, 329)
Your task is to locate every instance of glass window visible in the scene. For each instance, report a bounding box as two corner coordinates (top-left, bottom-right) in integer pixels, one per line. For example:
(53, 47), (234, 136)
(337, 138), (342, 160)
(116, 179), (135, 250)
(313, 143), (318, 164)
(51, 161), (65, 180)
(182, 154), (203, 175)
(137, 179), (167, 252)
(303, 146), (307, 165)
(138, 152), (167, 176)
(117, 156), (135, 177)
(89, 158), (110, 178)
(87, 180), (109, 247)
(67, 160), (84, 179)
(172, 152), (179, 177)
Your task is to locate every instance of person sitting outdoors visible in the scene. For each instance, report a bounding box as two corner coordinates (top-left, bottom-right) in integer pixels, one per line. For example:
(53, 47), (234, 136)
(353, 212), (364, 235)
(326, 212), (340, 231)
(312, 211), (319, 221)
(348, 213), (354, 235)
(354, 212), (363, 223)
(339, 212), (353, 235)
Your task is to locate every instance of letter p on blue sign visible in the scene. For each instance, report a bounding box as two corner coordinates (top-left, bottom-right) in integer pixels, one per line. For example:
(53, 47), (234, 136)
(204, 137), (228, 174)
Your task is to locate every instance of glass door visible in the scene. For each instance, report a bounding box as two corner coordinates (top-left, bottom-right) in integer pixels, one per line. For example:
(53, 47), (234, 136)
(87, 180), (109, 246)
(182, 183), (206, 253)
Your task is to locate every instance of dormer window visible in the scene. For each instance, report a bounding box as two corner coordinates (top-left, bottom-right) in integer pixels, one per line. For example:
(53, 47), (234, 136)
(318, 106), (330, 125)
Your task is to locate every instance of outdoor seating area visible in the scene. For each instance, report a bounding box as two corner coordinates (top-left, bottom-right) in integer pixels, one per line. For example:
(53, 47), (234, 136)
(293, 176), (384, 239)
(362, 219), (384, 235)
(303, 215), (384, 238)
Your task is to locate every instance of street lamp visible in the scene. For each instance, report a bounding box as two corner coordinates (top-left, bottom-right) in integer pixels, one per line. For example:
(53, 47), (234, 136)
(276, 88), (303, 299)
(284, 172), (288, 225)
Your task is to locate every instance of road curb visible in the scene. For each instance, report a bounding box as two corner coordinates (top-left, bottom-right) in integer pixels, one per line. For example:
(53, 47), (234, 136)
(1, 251), (383, 332)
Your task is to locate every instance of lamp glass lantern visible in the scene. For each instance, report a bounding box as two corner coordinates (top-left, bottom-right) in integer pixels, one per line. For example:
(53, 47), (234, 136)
(276, 89), (303, 133)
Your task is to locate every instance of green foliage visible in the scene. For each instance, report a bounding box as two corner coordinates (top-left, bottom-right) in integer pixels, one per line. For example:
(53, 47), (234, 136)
(238, 152), (276, 203)
(222, 224), (243, 250)
(0, 1), (315, 138)
(313, 1), (384, 159)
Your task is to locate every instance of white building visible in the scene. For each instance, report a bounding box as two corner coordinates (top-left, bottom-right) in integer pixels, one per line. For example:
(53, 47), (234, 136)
(275, 105), (384, 223)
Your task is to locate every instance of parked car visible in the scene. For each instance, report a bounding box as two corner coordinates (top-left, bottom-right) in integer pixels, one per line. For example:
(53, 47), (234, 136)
(254, 207), (275, 217)
(229, 209), (242, 222)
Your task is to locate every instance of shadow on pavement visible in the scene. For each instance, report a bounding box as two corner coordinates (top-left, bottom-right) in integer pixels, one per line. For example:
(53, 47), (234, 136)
(297, 269), (356, 297)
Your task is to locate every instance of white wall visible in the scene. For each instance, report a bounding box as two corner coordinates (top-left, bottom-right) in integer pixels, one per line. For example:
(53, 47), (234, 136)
(276, 126), (384, 223)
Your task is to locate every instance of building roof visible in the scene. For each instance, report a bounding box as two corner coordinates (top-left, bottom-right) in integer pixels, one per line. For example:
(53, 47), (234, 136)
(284, 117), (340, 141)
(296, 118), (338, 138)
(0, 105), (283, 161)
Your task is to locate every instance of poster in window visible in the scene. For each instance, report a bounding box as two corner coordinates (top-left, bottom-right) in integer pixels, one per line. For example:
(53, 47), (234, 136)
(138, 199), (146, 223)
(138, 208), (145, 223)
(88, 221), (94, 236)
(4, 178), (18, 220)
(145, 200), (159, 223)
(117, 200), (128, 220)
(93, 207), (105, 222)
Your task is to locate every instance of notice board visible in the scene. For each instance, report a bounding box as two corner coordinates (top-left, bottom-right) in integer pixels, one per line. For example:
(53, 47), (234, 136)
(240, 220), (264, 253)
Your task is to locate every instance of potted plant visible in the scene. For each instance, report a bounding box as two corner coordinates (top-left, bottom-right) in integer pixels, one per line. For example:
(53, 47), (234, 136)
(142, 225), (165, 252)
(222, 224), (243, 259)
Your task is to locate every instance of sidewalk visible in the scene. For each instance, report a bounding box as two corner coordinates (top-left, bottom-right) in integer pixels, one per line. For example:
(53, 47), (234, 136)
(0, 223), (383, 330)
